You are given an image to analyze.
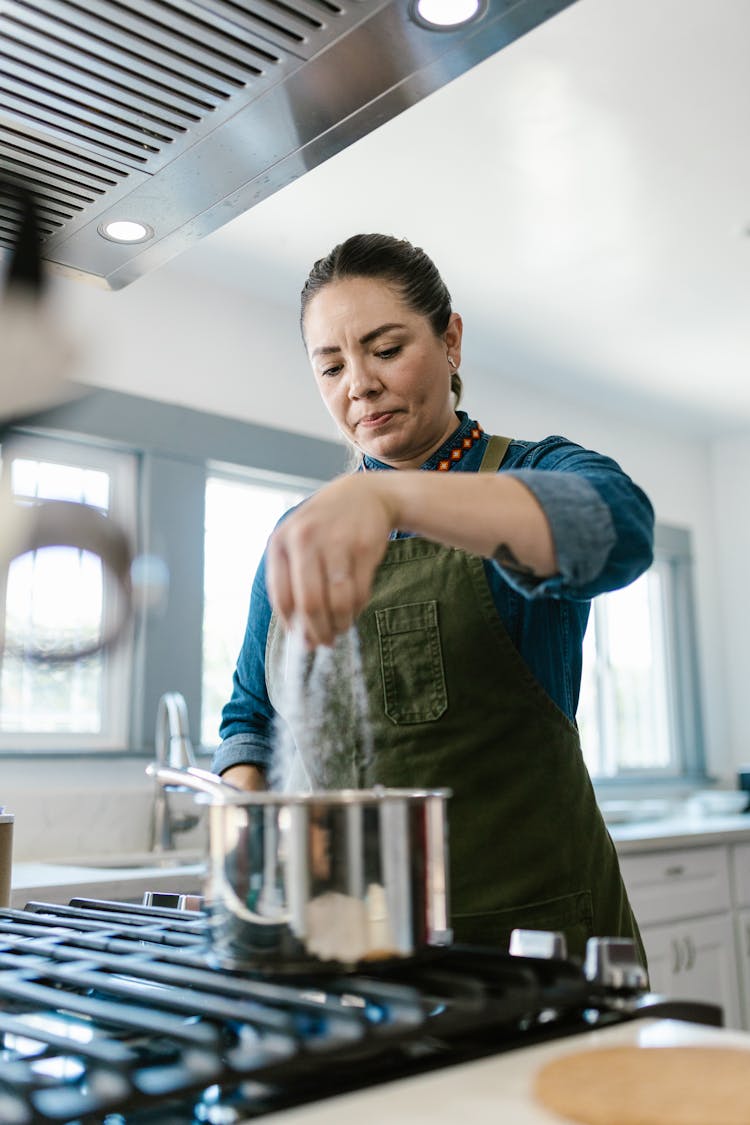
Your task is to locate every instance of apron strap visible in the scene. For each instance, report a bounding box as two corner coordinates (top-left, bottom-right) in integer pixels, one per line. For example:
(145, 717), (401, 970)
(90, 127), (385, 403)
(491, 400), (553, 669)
(479, 434), (512, 473)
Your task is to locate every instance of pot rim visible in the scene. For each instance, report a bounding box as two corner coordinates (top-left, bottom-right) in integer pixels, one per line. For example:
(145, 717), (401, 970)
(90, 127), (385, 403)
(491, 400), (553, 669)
(196, 785), (452, 807)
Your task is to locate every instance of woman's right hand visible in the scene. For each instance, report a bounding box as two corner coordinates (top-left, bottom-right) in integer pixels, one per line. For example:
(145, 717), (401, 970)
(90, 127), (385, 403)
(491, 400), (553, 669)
(265, 473), (397, 648)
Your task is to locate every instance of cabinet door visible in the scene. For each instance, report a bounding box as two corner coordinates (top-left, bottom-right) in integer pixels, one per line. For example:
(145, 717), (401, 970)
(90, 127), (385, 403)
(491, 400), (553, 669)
(641, 913), (742, 1029)
(638, 922), (676, 997)
(735, 907), (750, 1029)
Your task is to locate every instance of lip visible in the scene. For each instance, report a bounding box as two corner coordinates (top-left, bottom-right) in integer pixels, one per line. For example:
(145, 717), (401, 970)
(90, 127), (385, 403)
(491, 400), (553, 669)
(357, 411), (396, 429)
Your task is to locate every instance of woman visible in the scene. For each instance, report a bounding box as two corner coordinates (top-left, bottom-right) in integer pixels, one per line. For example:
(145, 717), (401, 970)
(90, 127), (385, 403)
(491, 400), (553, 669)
(213, 233), (654, 959)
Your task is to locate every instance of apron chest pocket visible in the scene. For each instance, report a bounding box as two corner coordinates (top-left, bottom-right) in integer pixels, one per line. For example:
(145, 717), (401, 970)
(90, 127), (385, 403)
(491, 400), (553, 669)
(376, 600), (448, 724)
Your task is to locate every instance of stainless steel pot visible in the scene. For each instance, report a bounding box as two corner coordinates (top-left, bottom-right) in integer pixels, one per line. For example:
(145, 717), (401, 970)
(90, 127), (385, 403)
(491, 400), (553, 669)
(149, 766), (452, 971)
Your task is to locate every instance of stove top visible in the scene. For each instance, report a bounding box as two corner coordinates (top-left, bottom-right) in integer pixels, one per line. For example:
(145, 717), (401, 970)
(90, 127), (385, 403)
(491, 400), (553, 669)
(0, 898), (722, 1124)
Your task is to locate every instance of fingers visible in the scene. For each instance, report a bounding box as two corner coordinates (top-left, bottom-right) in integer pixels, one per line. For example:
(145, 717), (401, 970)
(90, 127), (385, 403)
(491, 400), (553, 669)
(267, 532), (355, 648)
(287, 540), (338, 649)
(325, 565), (357, 639)
(265, 477), (392, 647)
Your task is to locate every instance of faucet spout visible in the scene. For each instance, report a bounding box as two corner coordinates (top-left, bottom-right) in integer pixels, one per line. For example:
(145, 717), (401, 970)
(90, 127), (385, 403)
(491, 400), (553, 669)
(155, 692), (196, 770)
(150, 692), (199, 852)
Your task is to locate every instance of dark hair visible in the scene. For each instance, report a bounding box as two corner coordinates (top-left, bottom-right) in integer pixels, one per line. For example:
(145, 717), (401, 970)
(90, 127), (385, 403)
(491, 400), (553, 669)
(300, 233), (462, 402)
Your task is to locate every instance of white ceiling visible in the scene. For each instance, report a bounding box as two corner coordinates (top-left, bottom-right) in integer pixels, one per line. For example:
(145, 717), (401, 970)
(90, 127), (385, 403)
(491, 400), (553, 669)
(175, 0), (750, 436)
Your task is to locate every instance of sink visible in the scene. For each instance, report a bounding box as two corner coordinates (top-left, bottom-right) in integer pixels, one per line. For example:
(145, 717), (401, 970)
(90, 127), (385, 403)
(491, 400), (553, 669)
(12, 849), (206, 910)
(600, 798), (676, 825)
(43, 848), (205, 870)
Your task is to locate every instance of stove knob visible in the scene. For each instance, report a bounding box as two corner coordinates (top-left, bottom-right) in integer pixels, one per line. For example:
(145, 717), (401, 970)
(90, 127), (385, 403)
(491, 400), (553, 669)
(142, 891), (204, 911)
(584, 937), (649, 990)
(509, 928), (568, 959)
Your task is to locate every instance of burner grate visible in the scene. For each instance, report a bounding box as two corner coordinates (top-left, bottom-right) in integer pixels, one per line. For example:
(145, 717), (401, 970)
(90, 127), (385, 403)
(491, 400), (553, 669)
(0, 899), (621, 1124)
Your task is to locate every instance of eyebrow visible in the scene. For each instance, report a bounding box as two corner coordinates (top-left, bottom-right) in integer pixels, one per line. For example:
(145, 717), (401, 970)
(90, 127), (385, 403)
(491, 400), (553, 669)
(311, 322), (407, 359)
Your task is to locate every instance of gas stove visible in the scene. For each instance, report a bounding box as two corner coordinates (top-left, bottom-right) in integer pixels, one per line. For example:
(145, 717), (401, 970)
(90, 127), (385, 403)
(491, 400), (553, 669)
(0, 897), (722, 1125)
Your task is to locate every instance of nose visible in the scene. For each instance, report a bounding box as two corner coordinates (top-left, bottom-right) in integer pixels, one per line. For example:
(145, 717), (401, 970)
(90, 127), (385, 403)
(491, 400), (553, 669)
(347, 357), (382, 399)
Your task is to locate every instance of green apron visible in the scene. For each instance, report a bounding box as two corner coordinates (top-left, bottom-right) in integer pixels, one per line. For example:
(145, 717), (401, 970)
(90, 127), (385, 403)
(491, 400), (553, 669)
(266, 436), (645, 963)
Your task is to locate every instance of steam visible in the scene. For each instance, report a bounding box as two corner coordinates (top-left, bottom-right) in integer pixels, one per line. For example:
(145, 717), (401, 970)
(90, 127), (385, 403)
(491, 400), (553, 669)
(271, 622), (374, 792)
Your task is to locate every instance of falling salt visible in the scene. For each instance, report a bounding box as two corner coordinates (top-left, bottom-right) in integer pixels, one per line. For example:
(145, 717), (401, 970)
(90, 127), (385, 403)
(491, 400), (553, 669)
(271, 622), (374, 792)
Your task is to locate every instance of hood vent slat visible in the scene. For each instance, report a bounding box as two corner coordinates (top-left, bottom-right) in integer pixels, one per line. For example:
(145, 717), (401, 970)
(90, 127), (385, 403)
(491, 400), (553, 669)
(0, 49), (192, 135)
(2, 78), (176, 152)
(7, 0), (265, 94)
(0, 0), (576, 283)
(0, 23), (207, 119)
(190, 0), (344, 55)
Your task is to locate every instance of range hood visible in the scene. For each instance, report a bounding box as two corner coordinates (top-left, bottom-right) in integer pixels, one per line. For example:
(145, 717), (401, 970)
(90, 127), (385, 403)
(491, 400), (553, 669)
(0, 0), (575, 290)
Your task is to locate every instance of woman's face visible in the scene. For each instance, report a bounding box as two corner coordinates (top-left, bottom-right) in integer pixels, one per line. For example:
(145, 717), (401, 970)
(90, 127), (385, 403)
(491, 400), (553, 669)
(303, 276), (462, 469)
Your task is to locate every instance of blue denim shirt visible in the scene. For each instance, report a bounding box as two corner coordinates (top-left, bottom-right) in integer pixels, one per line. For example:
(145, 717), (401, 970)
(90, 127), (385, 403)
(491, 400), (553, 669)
(212, 412), (654, 776)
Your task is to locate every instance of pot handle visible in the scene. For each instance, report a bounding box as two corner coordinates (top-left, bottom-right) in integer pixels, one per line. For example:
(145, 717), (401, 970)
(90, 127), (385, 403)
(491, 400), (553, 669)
(146, 762), (241, 802)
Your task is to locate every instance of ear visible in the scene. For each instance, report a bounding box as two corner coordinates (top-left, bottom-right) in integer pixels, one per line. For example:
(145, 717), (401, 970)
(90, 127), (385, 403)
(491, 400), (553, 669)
(444, 312), (463, 368)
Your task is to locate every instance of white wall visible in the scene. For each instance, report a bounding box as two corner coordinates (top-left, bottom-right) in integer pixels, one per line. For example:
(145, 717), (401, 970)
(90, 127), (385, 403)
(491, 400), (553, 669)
(53, 262), (338, 445)
(6, 264), (740, 860)
(710, 435), (750, 774)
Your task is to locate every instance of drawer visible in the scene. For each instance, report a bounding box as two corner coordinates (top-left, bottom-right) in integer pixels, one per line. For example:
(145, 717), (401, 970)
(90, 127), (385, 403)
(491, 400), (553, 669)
(731, 842), (750, 908)
(618, 846), (731, 926)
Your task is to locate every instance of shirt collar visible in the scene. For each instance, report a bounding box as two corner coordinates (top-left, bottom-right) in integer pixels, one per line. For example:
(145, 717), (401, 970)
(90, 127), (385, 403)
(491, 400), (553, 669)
(361, 411), (481, 472)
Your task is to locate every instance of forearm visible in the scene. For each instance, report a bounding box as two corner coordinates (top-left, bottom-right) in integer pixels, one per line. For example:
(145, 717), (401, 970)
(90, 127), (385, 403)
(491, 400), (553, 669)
(372, 470), (558, 578)
(267, 467), (557, 647)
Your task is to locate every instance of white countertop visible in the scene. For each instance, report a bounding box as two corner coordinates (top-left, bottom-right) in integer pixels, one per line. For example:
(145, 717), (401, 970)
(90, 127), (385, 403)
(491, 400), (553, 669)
(609, 812), (750, 852)
(259, 1017), (750, 1124)
(10, 853), (205, 908)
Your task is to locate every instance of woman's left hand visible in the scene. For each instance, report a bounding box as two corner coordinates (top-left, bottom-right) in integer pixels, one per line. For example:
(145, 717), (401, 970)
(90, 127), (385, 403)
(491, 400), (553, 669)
(266, 474), (396, 648)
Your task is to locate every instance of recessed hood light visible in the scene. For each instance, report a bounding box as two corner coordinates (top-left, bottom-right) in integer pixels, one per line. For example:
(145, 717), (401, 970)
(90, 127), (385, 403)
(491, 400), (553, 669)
(412, 0), (486, 29)
(98, 220), (154, 244)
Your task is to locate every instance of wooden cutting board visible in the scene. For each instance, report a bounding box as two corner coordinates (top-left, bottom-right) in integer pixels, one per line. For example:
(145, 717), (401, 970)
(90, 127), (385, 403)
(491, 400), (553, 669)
(533, 1045), (750, 1124)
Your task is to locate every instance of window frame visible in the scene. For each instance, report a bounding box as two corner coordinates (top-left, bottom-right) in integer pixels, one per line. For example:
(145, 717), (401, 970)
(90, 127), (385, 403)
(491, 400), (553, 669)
(0, 430), (137, 752)
(586, 522), (707, 788)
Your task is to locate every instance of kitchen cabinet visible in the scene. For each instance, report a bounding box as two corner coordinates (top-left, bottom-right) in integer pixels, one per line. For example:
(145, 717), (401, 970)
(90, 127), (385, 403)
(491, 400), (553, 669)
(619, 846), (742, 1028)
(634, 913), (741, 1028)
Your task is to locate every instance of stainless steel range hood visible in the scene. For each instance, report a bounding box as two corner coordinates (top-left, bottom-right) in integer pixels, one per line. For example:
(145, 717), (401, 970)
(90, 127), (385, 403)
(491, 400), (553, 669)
(0, 0), (575, 289)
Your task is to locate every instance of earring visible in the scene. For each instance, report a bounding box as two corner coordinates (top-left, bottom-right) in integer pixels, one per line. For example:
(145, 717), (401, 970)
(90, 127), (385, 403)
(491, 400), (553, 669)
(448, 355), (458, 370)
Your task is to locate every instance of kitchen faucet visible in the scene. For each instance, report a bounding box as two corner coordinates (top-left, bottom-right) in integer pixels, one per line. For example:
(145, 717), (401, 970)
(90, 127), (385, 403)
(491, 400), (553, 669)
(150, 692), (200, 852)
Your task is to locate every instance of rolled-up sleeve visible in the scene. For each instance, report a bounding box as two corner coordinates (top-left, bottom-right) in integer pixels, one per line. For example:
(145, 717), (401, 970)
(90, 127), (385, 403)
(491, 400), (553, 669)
(496, 437), (654, 600)
(211, 554), (276, 777)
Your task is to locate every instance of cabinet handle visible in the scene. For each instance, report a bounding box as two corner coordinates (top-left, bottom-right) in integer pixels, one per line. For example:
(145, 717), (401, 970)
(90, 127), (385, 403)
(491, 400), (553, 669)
(684, 936), (695, 971)
(671, 938), (682, 973)
(664, 865), (685, 877)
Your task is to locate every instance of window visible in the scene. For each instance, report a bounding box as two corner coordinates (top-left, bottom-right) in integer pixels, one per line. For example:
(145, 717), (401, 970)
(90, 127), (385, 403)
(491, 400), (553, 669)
(578, 525), (704, 780)
(0, 434), (136, 751)
(0, 391), (346, 757)
(201, 469), (312, 747)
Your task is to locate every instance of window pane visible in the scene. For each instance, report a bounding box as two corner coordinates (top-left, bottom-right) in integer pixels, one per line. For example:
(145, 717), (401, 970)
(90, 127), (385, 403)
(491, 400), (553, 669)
(4, 547), (103, 647)
(11, 459), (110, 509)
(579, 565), (675, 778)
(0, 654), (103, 734)
(201, 476), (309, 746)
(605, 569), (672, 771)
